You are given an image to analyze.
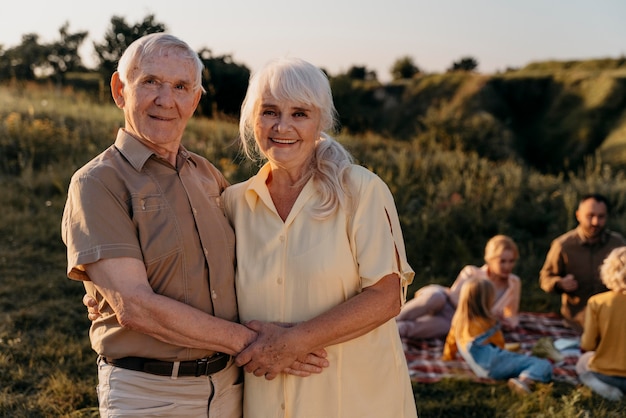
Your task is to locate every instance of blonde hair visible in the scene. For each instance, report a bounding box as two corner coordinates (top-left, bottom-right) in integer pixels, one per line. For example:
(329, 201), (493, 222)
(484, 235), (519, 262)
(600, 246), (626, 293)
(238, 57), (354, 219)
(450, 277), (497, 335)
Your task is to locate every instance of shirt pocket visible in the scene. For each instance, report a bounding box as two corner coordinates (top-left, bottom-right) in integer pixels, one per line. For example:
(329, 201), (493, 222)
(130, 193), (180, 263)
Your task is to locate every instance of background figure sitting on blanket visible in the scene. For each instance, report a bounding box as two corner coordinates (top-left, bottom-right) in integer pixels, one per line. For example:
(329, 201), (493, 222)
(576, 246), (626, 401)
(396, 235), (521, 340)
(539, 193), (626, 332)
(442, 277), (553, 394)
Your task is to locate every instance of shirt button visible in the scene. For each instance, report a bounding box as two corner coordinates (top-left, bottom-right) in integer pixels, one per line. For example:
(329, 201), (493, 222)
(279, 235), (285, 242)
(281, 403), (285, 410)
(212, 290), (217, 299)
(203, 248), (209, 256)
(277, 277), (283, 285)
(193, 208), (198, 215)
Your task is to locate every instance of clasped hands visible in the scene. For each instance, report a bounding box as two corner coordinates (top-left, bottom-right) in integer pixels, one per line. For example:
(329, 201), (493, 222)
(236, 320), (329, 380)
(83, 295), (329, 380)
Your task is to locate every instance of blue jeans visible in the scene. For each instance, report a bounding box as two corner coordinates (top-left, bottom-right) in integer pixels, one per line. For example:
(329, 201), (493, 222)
(593, 372), (626, 392)
(486, 348), (553, 382)
(463, 324), (553, 382)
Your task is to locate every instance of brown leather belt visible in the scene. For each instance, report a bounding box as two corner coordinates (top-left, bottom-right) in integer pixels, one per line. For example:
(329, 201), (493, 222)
(104, 353), (230, 377)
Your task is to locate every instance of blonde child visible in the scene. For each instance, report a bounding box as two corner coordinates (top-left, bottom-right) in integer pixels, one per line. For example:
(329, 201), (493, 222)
(442, 277), (552, 394)
(576, 246), (626, 401)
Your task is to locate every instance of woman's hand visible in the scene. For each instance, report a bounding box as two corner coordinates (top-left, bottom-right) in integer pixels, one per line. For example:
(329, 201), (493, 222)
(82, 294), (101, 321)
(236, 321), (327, 380)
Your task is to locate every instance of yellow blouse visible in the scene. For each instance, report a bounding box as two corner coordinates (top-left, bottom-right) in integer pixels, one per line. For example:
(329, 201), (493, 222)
(223, 163), (417, 418)
(582, 290), (626, 377)
(442, 317), (505, 361)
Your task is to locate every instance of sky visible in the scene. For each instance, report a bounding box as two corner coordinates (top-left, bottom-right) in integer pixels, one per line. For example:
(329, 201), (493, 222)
(2, 0), (625, 82)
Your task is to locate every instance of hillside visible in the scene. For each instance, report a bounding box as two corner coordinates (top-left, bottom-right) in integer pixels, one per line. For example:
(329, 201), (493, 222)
(334, 58), (626, 174)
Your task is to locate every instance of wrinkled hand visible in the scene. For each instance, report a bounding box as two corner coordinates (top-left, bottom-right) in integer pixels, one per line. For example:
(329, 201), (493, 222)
(558, 274), (578, 292)
(82, 294), (101, 321)
(281, 348), (329, 379)
(235, 321), (328, 380)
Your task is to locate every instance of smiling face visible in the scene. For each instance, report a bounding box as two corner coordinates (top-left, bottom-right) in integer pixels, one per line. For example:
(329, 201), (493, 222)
(486, 249), (517, 280)
(253, 92), (321, 175)
(111, 49), (202, 159)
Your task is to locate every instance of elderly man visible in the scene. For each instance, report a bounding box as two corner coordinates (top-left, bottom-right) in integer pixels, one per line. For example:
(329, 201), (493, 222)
(539, 193), (626, 332)
(62, 33), (323, 417)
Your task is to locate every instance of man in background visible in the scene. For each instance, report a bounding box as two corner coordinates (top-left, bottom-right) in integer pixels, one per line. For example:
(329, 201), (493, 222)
(539, 193), (626, 332)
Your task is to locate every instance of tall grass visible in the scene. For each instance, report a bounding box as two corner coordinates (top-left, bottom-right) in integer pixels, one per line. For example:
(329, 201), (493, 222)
(1, 84), (626, 416)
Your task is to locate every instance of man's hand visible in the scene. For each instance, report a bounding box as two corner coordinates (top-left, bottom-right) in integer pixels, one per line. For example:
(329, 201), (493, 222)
(558, 274), (578, 292)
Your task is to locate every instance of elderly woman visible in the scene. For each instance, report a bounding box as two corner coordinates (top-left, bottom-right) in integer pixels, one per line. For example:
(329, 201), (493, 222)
(396, 235), (521, 340)
(223, 57), (417, 417)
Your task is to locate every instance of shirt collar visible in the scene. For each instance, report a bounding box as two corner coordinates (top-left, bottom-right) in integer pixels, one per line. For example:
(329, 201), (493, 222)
(243, 163), (316, 217)
(575, 225), (609, 245)
(244, 163), (273, 211)
(113, 129), (195, 171)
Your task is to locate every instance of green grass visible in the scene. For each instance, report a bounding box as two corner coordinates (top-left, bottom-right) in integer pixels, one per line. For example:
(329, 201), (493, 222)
(2, 84), (626, 416)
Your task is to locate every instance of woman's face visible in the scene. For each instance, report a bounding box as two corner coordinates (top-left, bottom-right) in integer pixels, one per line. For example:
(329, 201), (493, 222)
(486, 249), (516, 279)
(253, 91), (321, 173)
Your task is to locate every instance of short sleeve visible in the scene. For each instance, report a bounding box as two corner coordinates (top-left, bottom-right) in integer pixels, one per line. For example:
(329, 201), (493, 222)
(62, 174), (142, 281)
(349, 167), (415, 298)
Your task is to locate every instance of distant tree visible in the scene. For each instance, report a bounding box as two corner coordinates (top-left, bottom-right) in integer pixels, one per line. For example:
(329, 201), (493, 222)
(47, 22), (88, 83)
(391, 56), (420, 80)
(197, 48), (250, 118)
(0, 34), (47, 80)
(347, 66), (366, 80)
(94, 14), (166, 80)
(329, 74), (382, 133)
(447, 56), (478, 72)
(346, 65), (377, 81)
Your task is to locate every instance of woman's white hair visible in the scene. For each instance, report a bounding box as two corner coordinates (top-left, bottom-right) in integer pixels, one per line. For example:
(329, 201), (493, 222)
(239, 57), (354, 219)
(600, 246), (626, 293)
(116, 33), (205, 93)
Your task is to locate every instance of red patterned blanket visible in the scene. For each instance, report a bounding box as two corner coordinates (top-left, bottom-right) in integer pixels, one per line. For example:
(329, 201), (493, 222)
(402, 312), (582, 385)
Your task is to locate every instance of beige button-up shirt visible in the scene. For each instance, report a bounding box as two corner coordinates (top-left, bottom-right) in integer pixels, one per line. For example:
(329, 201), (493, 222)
(62, 129), (237, 361)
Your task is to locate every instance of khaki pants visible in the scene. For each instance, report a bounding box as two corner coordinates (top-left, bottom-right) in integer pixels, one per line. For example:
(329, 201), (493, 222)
(96, 357), (242, 417)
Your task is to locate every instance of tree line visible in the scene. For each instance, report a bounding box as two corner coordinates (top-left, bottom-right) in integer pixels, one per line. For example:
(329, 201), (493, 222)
(0, 14), (478, 119)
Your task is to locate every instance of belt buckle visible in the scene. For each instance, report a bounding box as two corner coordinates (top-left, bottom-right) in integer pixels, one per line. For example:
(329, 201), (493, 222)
(195, 357), (210, 377)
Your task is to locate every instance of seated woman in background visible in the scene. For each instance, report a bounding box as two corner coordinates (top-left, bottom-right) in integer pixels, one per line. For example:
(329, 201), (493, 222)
(442, 277), (552, 394)
(576, 246), (626, 401)
(396, 234), (521, 340)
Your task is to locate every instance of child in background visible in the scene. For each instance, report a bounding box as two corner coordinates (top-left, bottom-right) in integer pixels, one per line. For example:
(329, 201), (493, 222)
(442, 277), (553, 394)
(576, 246), (626, 401)
(397, 235), (521, 340)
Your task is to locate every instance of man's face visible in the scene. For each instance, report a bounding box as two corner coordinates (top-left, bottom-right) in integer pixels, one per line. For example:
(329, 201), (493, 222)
(576, 198), (608, 240)
(112, 50), (202, 155)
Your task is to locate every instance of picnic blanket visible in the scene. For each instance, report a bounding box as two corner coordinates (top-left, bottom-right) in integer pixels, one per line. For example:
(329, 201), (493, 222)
(402, 312), (582, 385)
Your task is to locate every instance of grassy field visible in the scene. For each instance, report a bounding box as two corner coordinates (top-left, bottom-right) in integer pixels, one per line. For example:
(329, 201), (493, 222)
(2, 84), (626, 416)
